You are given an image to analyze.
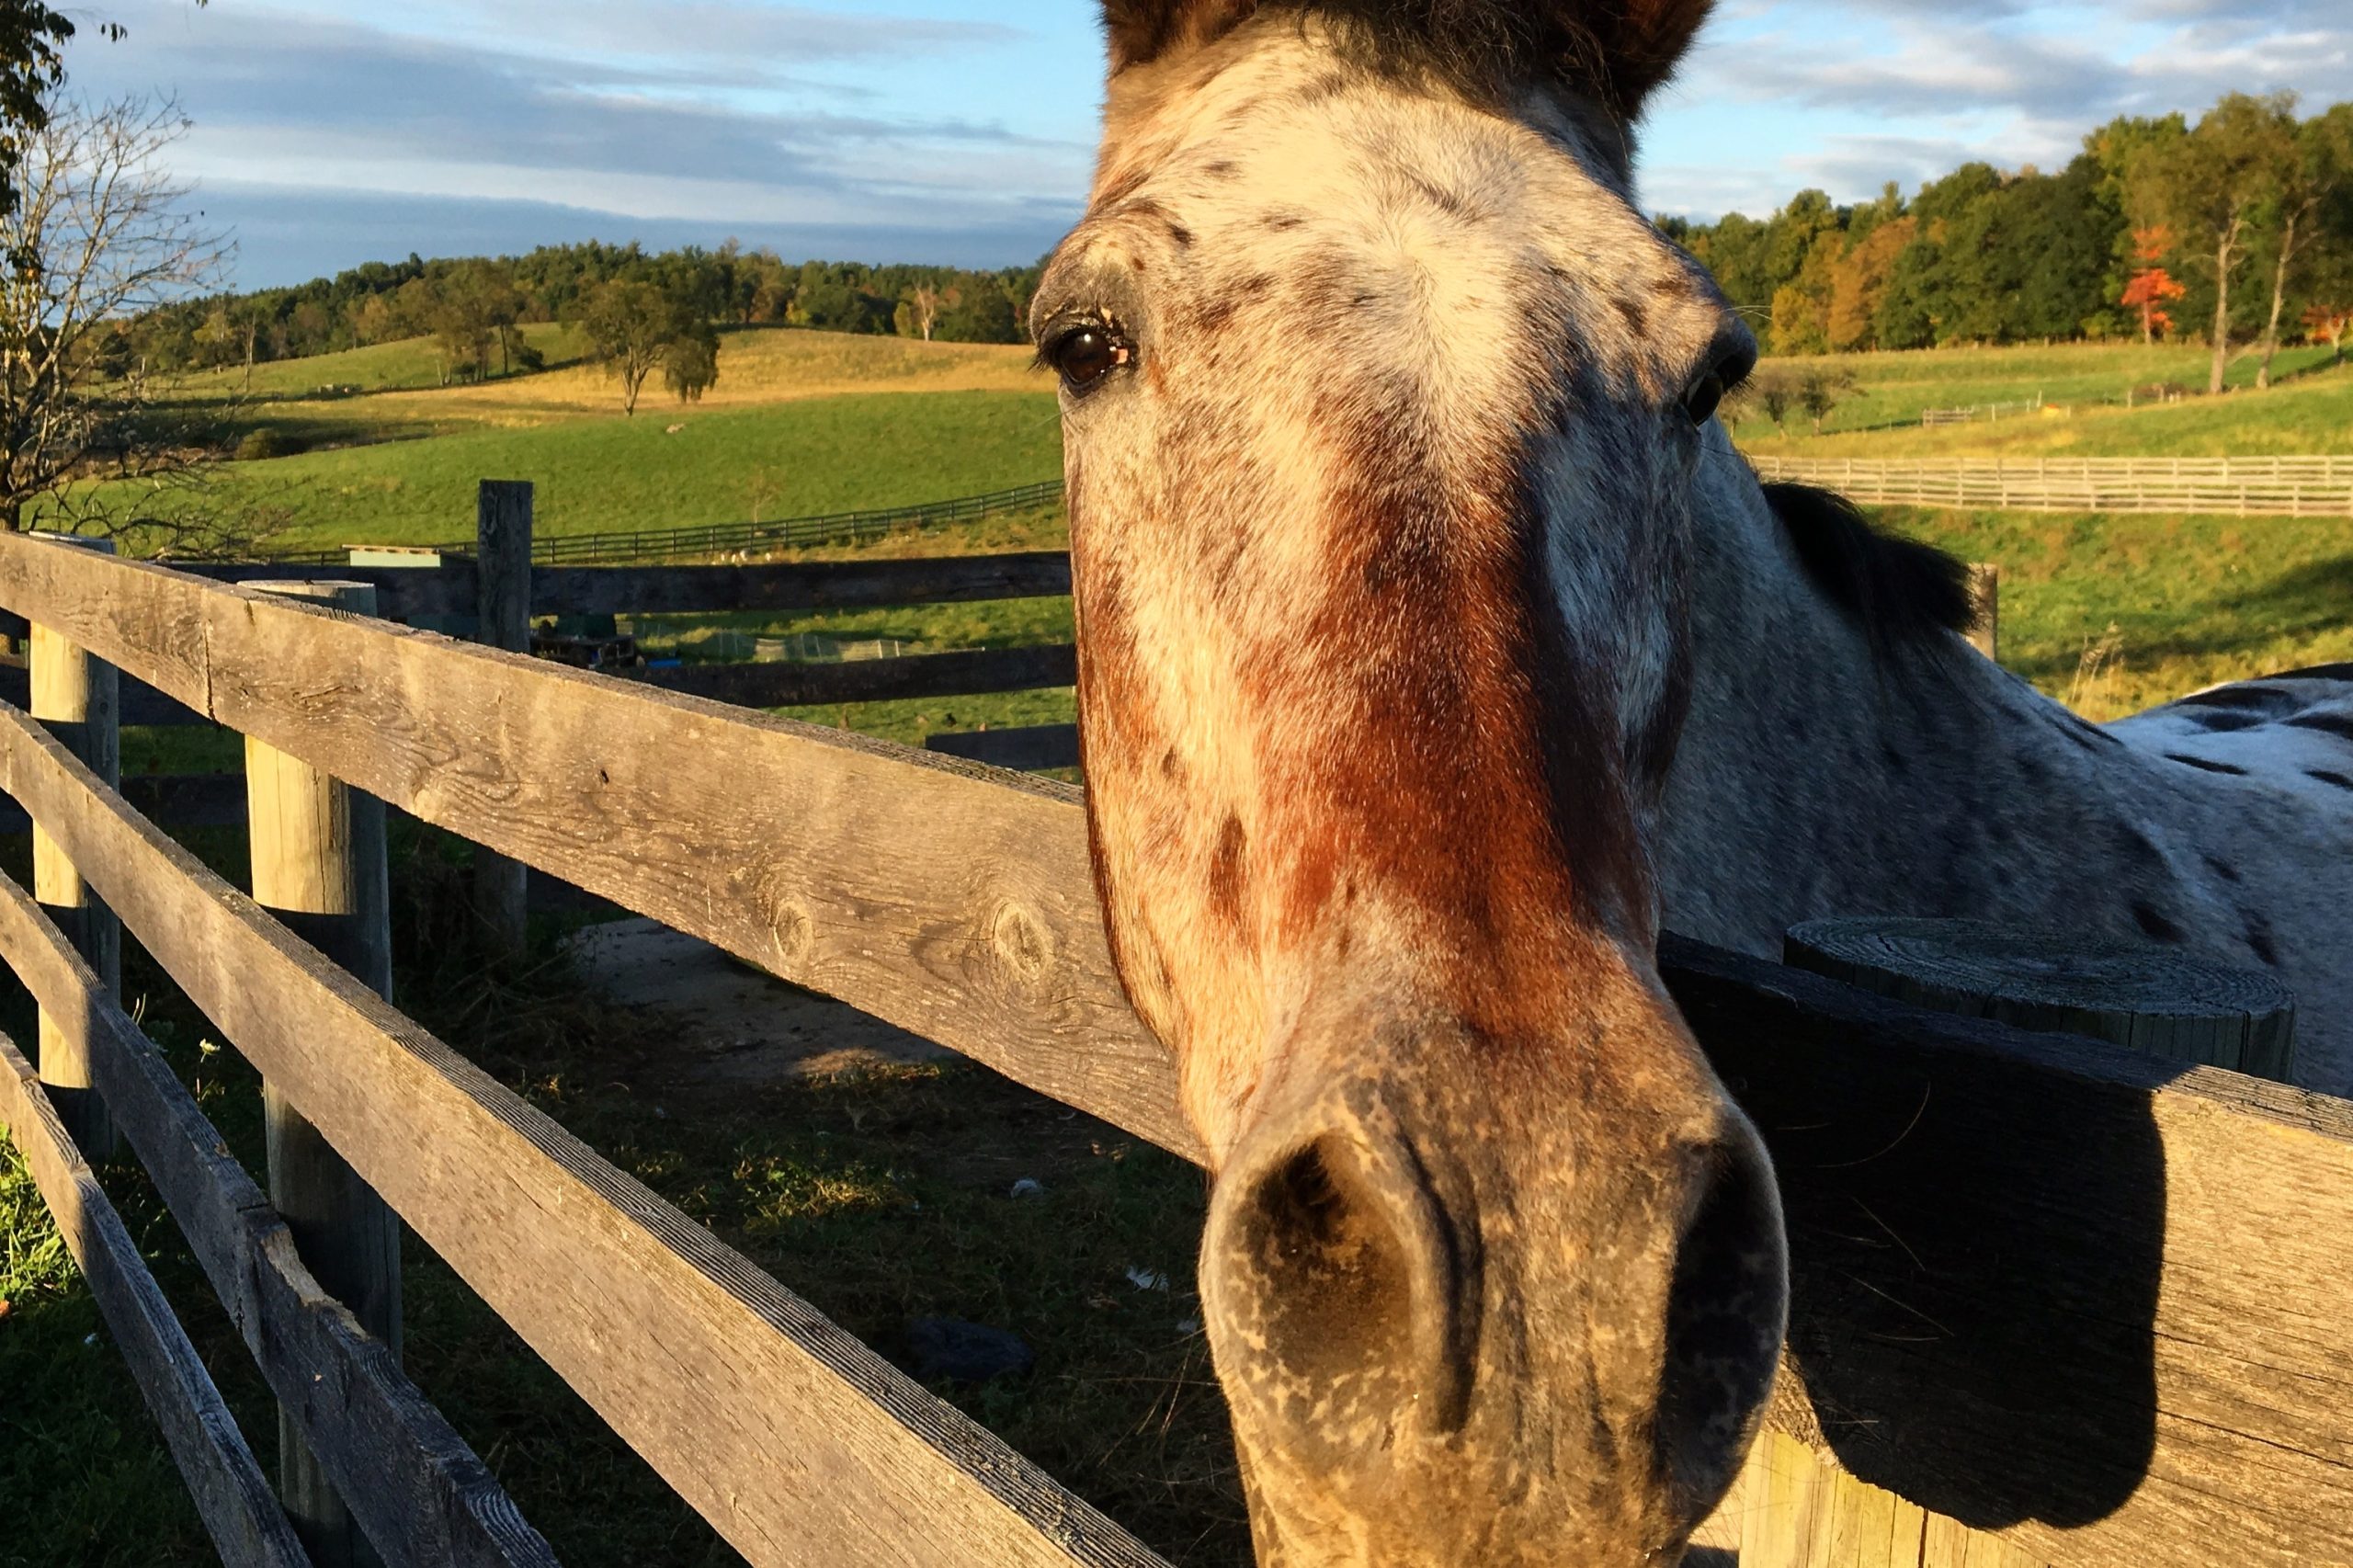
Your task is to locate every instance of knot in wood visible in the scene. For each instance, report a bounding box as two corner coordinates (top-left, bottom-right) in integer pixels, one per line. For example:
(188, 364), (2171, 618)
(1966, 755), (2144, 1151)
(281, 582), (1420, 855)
(990, 903), (1052, 986)
(766, 899), (813, 970)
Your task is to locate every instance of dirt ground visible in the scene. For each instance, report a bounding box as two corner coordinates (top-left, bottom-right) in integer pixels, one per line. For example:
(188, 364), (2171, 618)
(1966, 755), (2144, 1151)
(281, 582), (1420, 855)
(563, 915), (951, 1096)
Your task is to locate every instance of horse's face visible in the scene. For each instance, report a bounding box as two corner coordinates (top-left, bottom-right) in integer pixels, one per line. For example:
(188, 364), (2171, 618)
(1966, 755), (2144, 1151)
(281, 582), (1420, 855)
(1040, 4), (1783, 1562)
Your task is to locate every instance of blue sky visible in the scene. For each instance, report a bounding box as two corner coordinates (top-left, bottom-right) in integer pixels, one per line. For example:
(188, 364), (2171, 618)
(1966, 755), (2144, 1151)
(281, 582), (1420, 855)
(66, 0), (2352, 290)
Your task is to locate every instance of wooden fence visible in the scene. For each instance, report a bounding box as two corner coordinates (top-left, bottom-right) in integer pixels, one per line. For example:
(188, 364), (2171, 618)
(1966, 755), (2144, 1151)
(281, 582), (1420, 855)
(1750, 454), (2353, 517)
(1, 530), (2349, 1566)
(258, 478), (1070, 568)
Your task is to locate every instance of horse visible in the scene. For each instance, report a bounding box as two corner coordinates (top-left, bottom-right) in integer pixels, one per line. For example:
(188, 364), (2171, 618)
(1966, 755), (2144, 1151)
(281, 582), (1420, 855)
(1032, 2), (2353, 1561)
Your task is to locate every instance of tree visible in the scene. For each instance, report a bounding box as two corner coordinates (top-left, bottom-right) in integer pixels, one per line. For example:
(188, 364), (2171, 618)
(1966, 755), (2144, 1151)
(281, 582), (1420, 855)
(2303, 302), (2351, 362)
(903, 282), (942, 342)
(2120, 227), (2188, 342)
(663, 322), (718, 403)
(1798, 369), (1856, 435)
(1826, 216), (1913, 351)
(581, 280), (673, 415)
(2131, 94), (2292, 393)
(0, 96), (227, 529)
(2254, 104), (2349, 388)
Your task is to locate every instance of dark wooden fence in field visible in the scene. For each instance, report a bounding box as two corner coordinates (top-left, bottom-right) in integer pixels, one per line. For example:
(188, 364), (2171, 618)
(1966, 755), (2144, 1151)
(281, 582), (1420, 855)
(256, 478), (1069, 568)
(2, 499), (2350, 1565)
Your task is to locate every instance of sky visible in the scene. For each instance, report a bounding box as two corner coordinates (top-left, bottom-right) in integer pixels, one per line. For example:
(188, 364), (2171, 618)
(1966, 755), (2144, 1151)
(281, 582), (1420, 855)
(63, 0), (2353, 291)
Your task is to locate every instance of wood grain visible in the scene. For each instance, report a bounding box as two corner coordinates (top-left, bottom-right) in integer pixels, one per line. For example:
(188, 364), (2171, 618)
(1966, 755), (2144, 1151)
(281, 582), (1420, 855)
(0, 1031), (313, 1568)
(245, 582), (403, 1568)
(639, 644), (1075, 710)
(0, 698), (1172, 1568)
(1785, 916), (2297, 1079)
(1664, 935), (2353, 1568)
(0, 869), (556, 1568)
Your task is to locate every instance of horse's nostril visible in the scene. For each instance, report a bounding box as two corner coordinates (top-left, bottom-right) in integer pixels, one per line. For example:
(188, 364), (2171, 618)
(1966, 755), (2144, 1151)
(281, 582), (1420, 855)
(1656, 1130), (1790, 1517)
(1224, 1138), (1415, 1389)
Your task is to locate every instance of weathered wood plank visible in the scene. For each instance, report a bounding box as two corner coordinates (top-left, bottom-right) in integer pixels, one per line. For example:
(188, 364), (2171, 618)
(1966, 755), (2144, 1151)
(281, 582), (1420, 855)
(1662, 935), (2353, 1568)
(0, 869), (556, 1568)
(536, 551), (1073, 618)
(0, 540), (1198, 1161)
(641, 644), (1075, 710)
(0, 1030), (313, 1568)
(923, 724), (1084, 773)
(0, 699), (1172, 1568)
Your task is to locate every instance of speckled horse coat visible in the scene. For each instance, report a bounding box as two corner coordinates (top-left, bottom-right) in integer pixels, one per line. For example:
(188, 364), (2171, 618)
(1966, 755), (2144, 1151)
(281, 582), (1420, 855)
(1040, 1), (2353, 1563)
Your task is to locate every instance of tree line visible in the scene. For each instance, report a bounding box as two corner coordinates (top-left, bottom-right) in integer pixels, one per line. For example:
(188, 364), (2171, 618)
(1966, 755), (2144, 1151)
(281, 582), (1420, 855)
(122, 243), (1045, 387)
(1664, 91), (2352, 392)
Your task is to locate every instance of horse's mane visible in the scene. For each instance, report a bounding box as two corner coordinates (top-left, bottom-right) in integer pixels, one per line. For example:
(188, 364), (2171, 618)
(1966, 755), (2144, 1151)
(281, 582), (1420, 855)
(1101, 0), (1711, 117)
(1761, 482), (1975, 653)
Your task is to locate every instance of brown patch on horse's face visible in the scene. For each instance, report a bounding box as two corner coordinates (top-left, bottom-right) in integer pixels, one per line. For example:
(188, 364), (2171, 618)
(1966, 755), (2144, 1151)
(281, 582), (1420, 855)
(1047, 12), (1781, 1565)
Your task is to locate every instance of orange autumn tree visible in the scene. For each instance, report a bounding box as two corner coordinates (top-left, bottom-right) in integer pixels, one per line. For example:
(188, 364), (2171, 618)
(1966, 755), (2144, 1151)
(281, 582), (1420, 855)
(2120, 225), (2188, 343)
(2306, 302), (2352, 362)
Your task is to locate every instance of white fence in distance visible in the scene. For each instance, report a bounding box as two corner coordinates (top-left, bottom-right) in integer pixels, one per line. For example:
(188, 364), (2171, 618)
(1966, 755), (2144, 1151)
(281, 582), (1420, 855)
(1750, 454), (2353, 517)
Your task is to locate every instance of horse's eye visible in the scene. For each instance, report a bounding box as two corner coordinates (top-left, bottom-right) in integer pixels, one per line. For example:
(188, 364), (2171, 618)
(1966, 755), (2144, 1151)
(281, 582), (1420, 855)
(1682, 371), (1727, 426)
(1045, 324), (1130, 394)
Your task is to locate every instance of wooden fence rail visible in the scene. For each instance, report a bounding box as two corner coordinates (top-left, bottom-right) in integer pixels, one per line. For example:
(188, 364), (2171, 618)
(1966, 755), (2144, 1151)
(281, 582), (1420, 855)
(1751, 454), (2353, 517)
(2, 532), (2349, 1565)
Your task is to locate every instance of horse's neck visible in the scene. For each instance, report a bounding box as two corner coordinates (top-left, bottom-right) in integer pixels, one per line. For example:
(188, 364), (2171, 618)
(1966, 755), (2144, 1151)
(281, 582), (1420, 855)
(1651, 449), (2149, 954)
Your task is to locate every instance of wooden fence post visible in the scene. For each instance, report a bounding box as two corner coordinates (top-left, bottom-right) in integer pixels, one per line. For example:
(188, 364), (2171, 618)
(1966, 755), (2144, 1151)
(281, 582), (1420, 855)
(473, 480), (532, 958)
(30, 531), (120, 1155)
(243, 579), (399, 1568)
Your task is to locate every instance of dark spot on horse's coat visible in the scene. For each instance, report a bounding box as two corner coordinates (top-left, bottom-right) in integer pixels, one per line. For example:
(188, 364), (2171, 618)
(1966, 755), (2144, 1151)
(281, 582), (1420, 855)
(2202, 854), (2242, 883)
(2192, 710), (2263, 733)
(2165, 753), (2249, 776)
(1209, 813), (1249, 930)
(2116, 826), (2163, 867)
(1203, 159), (1239, 180)
(2244, 914), (2279, 967)
(2286, 711), (2353, 743)
(1130, 256), (1149, 272)
(1297, 71), (1352, 104)
(1192, 295), (1239, 335)
(2307, 768), (2353, 791)
(2131, 902), (2185, 943)
(1879, 743), (1908, 776)
(1166, 221), (1194, 248)
(1612, 293), (1648, 338)
(1266, 211), (1305, 232)
(1162, 747), (1185, 781)
(1236, 272), (1277, 298)
(2013, 750), (2049, 787)
(1409, 176), (1472, 220)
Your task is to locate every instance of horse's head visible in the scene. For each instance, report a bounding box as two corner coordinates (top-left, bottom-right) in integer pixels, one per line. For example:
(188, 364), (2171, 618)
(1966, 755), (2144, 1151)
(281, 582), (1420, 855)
(1039, 2), (1784, 1562)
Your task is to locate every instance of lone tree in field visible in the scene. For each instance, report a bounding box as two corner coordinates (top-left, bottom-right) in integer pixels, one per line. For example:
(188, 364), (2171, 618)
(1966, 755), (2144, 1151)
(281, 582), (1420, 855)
(2132, 94), (2290, 395)
(582, 279), (720, 415)
(0, 95), (228, 530)
(663, 321), (719, 403)
(1798, 368), (1856, 435)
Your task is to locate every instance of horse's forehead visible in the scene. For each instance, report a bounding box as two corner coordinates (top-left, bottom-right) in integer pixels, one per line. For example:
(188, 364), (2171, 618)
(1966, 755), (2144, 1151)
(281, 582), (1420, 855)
(1094, 34), (1632, 267)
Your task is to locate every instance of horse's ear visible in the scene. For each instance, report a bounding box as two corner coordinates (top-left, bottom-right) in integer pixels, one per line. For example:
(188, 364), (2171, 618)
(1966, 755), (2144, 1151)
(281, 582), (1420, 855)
(1581, 0), (1711, 113)
(1101, 0), (1259, 73)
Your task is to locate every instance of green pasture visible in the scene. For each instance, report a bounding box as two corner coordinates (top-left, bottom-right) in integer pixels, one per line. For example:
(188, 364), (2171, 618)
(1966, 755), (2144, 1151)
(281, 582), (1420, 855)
(1726, 338), (2345, 442)
(66, 389), (1064, 552)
